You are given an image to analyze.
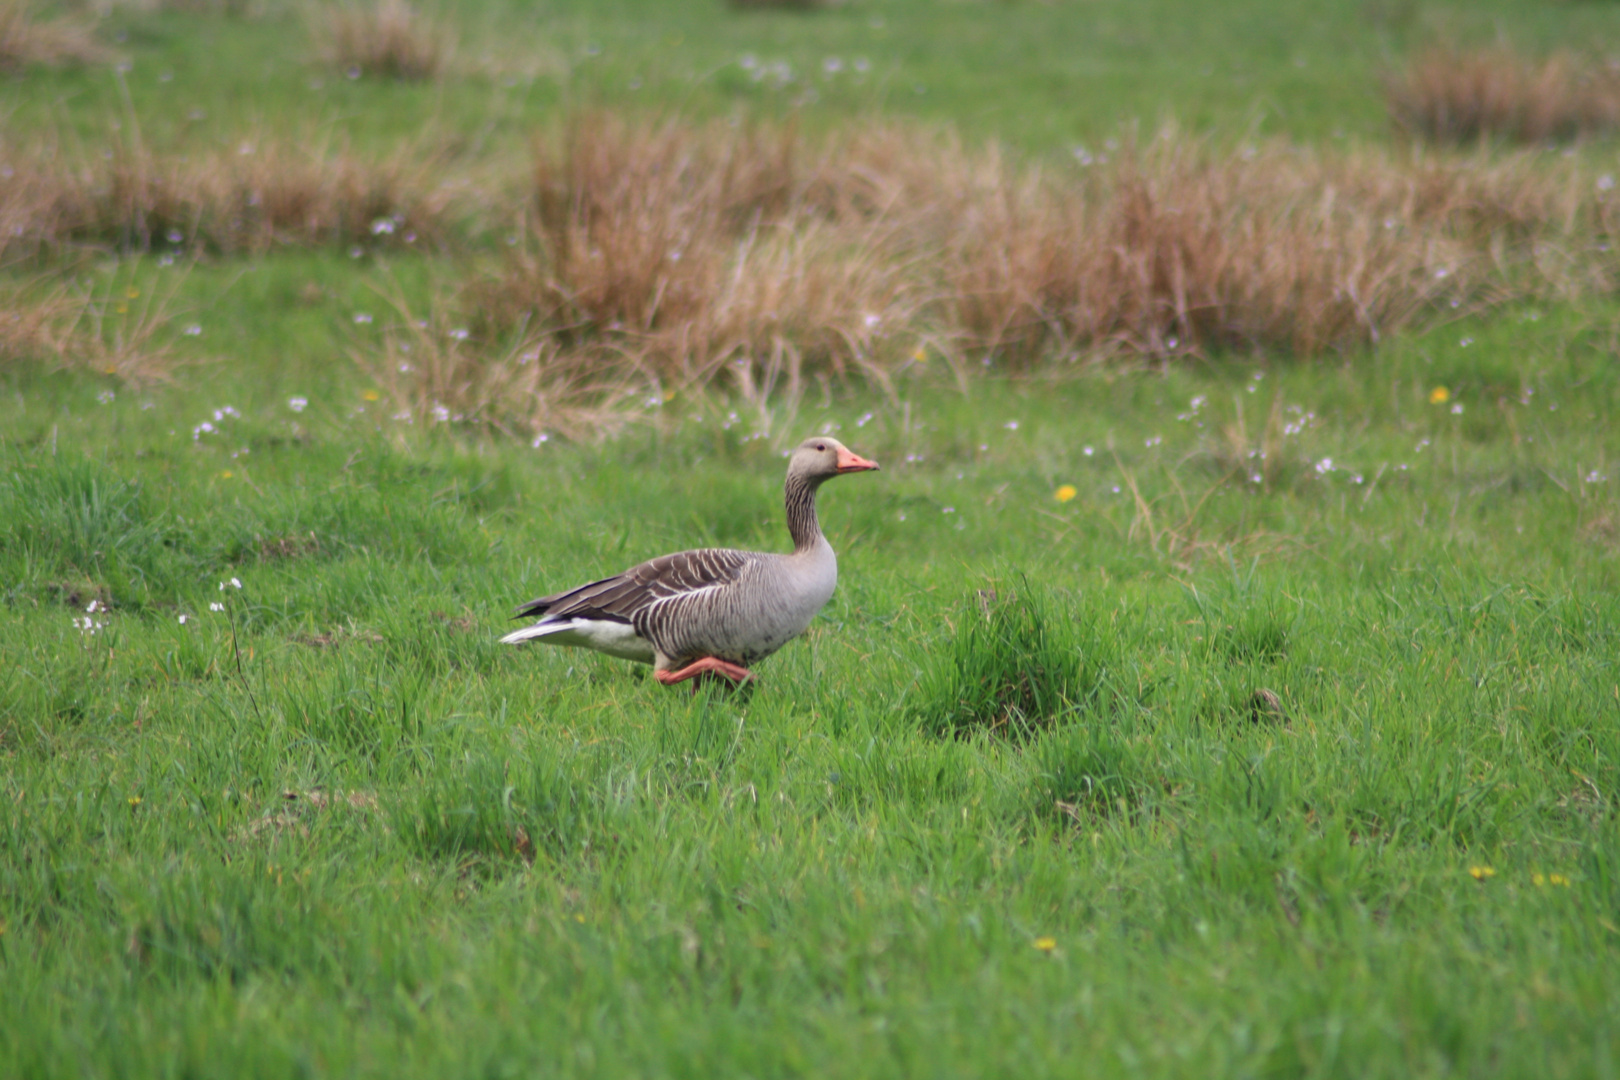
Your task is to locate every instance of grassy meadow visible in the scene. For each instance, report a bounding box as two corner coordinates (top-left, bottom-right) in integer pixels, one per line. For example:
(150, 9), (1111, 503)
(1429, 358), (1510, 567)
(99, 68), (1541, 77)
(3, 0), (1620, 1076)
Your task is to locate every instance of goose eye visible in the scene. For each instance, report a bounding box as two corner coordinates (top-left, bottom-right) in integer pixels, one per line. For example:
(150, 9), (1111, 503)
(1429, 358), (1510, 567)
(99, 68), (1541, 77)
(815, 443), (826, 451)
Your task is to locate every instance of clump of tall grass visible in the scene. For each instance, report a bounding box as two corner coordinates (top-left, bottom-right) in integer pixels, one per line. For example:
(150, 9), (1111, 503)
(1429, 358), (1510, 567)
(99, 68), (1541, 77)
(309, 0), (452, 81)
(1386, 45), (1620, 144)
(909, 585), (1109, 739)
(0, 0), (109, 71)
(463, 117), (923, 415)
(0, 132), (459, 258)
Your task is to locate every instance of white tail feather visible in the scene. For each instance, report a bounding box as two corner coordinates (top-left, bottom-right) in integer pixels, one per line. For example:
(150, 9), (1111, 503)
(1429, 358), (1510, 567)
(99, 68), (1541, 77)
(499, 622), (572, 645)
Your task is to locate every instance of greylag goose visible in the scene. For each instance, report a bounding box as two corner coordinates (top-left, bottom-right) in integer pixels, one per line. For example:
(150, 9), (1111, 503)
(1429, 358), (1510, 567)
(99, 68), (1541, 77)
(500, 437), (879, 686)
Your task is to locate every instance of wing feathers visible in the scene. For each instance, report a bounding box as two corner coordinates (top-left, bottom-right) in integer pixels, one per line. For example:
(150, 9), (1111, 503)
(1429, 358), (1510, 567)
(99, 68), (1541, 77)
(515, 548), (754, 625)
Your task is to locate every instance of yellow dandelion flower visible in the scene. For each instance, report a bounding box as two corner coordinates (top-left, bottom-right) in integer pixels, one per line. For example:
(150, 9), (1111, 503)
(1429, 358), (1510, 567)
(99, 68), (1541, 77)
(1054, 484), (1077, 503)
(1549, 873), (1570, 887)
(126, 287), (140, 299)
(1533, 872), (1547, 887)
(1429, 386), (1450, 404)
(219, 470), (233, 479)
(912, 346), (927, 362)
(128, 796), (142, 807)
(115, 304), (129, 315)
(362, 389), (381, 402)
(1469, 865), (1495, 880)
(1033, 936), (1057, 952)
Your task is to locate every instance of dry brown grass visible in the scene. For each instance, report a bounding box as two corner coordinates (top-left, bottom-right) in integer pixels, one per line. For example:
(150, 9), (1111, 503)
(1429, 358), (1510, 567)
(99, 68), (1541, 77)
(0, 0), (110, 71)
(11, 115), (1619, 432)
(309, 0), (452, 81)
(357, 291), (649, 443)
(0, 132), (461, 259)
(0, 270), (181, 381)
(1387, 45), (1620, 145)
(466, 118), (926, 413)
(436, 118), (1608, 438)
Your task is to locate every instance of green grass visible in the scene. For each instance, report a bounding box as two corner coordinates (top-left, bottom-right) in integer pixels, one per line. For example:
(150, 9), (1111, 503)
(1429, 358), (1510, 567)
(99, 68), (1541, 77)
(4, 0), (1620, 1076)
(10, 0), (1620, 152)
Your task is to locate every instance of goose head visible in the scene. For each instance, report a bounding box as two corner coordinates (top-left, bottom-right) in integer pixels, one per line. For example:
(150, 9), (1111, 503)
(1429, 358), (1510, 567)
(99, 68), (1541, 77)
(789, 437), (880, 484)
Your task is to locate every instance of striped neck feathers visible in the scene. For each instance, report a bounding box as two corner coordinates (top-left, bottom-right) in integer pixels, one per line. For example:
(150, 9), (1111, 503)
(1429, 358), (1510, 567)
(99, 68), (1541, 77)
(784, 471), (826, 553)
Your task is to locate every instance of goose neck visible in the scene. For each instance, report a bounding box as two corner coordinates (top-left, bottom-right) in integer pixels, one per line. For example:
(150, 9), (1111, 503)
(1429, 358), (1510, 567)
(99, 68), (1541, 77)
(784, 472), (824, 553)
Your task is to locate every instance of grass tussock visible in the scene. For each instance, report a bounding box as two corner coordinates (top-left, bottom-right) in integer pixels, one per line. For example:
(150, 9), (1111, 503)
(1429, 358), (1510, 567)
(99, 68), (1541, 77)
(909, 585), (1107, 739)
(0, 133), (459, 258)
(0, 0), (109, 71)
(1387, 45), (1620, 145)
(309, 0), (452, 81)
(423, 116), (1620, 436)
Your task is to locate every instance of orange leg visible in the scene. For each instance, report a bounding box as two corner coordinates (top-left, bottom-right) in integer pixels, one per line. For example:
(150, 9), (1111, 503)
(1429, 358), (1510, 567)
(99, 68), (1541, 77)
(654, 656), (755, 687)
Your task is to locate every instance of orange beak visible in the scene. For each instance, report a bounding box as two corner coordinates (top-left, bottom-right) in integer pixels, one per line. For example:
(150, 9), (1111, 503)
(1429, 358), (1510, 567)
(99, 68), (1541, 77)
(835, 447), (880, 473)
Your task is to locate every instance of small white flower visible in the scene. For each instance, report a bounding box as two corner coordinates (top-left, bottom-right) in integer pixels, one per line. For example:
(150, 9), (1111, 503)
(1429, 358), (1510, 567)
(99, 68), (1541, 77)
(449, 328), (470, 341)
(183, 324), (202, 336)
(353, 312), (373, 324)
(1145, 435), (1162, 447)
(371, 218), (396, 235)
(1451, 403), (1464, 415)
(430, 404), (450, 424)
(288, 396), (308, 413)
(1083, 446), (1095, 456)
(178, 614), (188, 624)
(210, 602), (225, 612)
(942, 506), (955, 514)
(1004, 420), (1019, 430)
(531, 432), (550, 448)
(1315, 457), (1334, 475)
(1600, 175), (1616, 192)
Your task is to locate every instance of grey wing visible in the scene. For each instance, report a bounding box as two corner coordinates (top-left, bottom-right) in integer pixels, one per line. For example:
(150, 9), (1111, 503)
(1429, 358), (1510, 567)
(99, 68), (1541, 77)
(514, 548), (754, 625)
